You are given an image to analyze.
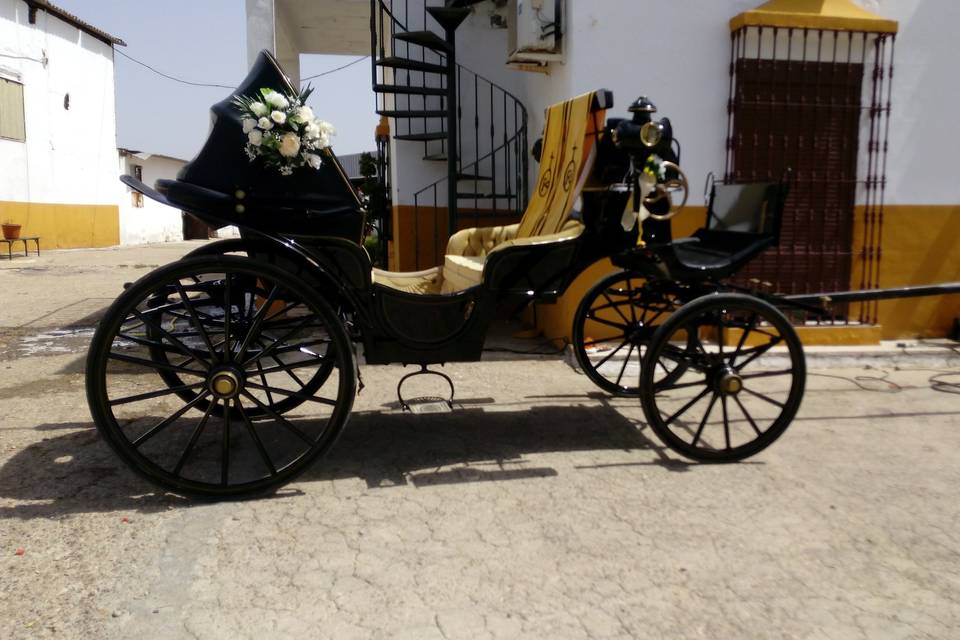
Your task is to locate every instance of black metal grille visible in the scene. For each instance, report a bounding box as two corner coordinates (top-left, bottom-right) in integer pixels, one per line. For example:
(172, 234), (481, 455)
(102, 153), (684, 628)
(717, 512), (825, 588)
(725, 26), (895, 324)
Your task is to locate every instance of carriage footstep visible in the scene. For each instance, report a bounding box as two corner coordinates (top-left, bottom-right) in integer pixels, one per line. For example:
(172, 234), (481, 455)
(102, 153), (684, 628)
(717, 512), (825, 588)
(397, 365), (455, 413)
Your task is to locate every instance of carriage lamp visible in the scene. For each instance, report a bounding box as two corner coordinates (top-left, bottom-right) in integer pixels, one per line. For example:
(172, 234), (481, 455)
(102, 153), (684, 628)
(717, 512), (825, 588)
(640, 121), (664, 147)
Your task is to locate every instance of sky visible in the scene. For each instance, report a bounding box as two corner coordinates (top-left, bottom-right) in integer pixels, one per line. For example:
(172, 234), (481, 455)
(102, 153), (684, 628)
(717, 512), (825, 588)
(53, 0), (378, 161)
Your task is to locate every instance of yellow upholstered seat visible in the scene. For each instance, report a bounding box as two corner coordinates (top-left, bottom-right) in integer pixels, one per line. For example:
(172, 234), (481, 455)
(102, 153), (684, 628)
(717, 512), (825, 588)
(376, 90), (606, 296)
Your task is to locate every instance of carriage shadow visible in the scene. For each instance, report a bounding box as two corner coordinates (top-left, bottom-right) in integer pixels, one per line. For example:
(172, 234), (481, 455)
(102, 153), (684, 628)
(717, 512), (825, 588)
(0, 403), (679, 520)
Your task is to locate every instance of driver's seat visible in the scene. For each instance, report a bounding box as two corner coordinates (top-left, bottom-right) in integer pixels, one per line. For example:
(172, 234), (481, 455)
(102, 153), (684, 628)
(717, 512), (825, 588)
(667, 178), (789, 280)
(373, 89), (611, 295)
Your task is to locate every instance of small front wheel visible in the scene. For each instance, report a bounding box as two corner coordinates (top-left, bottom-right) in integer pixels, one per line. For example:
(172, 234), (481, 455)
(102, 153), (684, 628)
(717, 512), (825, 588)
(639, 293), (805, 462)
(86, 255), (357, 498)
(572, 271), (686, 396)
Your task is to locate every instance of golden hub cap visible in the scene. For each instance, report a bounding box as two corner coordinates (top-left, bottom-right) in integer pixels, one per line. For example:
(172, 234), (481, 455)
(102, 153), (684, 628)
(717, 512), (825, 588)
(209, 370), (241, 399)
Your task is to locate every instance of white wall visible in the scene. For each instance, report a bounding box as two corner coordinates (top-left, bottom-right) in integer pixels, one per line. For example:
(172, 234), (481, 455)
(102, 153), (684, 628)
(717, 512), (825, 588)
(380, 0), (959, 209)
(0, 0), (118, 205)
(119, 154), (185, 245)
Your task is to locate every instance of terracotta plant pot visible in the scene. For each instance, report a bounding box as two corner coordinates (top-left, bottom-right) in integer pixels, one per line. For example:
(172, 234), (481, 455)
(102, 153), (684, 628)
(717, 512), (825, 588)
(2, 223), (21, 240)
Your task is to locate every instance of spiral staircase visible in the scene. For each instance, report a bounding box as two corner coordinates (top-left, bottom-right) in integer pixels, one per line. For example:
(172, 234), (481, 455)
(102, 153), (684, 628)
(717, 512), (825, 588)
(370, 0), (529, 270)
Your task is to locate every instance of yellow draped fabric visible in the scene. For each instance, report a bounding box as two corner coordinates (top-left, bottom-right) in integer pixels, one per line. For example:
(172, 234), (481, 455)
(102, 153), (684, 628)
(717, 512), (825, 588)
(516, 91), (603, 238)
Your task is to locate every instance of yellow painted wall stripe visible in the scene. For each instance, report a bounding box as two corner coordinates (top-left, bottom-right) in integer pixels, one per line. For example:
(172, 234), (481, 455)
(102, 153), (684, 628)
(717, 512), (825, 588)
(0, 201), (120, 249)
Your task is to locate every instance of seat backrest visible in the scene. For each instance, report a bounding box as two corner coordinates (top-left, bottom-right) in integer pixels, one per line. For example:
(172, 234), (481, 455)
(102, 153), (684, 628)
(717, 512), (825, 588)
(705, 181), (787, 239)
(515, 90), (609, 239)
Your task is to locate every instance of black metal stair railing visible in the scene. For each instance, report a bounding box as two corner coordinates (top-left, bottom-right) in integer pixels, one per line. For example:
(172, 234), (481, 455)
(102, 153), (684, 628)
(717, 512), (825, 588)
(370, 0), (529, 270)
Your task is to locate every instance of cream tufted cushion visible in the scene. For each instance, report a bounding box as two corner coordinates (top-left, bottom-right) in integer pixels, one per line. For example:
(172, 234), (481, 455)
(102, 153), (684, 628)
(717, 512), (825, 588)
(445, 223), (520, 258)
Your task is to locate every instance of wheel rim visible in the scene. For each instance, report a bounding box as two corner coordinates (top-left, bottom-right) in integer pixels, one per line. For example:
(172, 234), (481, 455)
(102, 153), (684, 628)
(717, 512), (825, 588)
(640, 294), (805, 462)
(573, 272), (686, 396)
(87, 257), (355, 496)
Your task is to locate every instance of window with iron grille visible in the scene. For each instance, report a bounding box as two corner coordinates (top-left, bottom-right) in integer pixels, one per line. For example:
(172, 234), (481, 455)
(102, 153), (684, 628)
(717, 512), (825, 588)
(725, 27), (895, 324)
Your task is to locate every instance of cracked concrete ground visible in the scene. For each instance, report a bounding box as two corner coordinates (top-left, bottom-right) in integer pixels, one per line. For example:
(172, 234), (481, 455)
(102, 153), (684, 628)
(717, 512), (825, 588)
(1, 242), (959, 639)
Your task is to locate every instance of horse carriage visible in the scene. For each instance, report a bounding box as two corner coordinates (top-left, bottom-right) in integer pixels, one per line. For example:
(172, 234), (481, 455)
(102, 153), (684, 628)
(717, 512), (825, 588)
(86, 52), (958, 498)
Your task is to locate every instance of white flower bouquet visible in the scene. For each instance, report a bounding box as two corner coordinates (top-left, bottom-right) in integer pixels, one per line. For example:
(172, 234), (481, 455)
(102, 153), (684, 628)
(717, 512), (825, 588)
(233, 86), (336, 176)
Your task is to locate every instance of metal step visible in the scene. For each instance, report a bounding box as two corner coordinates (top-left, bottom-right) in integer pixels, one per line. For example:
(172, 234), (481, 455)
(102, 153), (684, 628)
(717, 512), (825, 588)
(394, 31), (451, 53)
(377, 109), (449, 118)
(457, 173), (493, 182)
(376, 56), (448, 75)
(423, 152), (451, 162)
(395, 131), (448, 142)
(426, 7), (471, 31)
(373, 83), (448, 97)
(457, 193), (516, 200)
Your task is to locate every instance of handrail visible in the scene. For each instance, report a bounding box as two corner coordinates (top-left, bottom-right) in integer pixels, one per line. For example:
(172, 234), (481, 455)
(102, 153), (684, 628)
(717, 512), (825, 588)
(371, 0), (530, 269)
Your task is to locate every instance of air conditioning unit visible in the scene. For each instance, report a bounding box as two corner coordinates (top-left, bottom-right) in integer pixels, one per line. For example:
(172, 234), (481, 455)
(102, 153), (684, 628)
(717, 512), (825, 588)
(507, 0), (562, 67)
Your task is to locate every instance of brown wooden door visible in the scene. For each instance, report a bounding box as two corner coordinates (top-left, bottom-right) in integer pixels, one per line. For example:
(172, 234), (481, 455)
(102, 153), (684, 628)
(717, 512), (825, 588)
(731, 58), (863, 297)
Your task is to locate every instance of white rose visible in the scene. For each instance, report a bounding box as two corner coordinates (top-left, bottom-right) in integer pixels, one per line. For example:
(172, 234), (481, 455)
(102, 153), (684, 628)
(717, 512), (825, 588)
(242, 118), (257, 134)
(279, 132), (301, 158)
(258, 117), (273, 131)
(270, 110), (286, 125)
(248, 129), (263, 146)
(265, 91), (289, 109)
(304, 153), (322, 170)
(250, 102), (269, 117)
(304, 121), (320, 140)
(317, 134), (330, 149)
(319, 120), (336, 137)
(296, 106), (315, 122)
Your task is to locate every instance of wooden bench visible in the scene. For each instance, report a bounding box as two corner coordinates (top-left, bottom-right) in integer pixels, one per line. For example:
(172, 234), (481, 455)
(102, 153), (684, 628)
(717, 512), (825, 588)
(1, 236), (40, 260)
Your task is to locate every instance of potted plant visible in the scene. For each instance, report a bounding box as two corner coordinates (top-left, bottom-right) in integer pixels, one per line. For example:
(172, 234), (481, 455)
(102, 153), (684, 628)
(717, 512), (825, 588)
(2, 220), (21, 240)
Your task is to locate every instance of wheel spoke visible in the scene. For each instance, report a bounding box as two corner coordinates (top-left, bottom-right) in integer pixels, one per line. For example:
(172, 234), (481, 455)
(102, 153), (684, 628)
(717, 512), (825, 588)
(729, 313), (758, 367)
(721, 396), (731, 450)
(739, 369), (794, 381)
(614, 344), (635, 387)
(663, 386), (712, 426)
(625, 279), (638, 323)
(733, 395), (763, 437)
(235, 284), (280, 360)
(173, 400), (217, 476)
(690, 393), (719, 447)
(221, 400), (231, 486)
(131, 308), (212, 366)
(244, 382), (337, 406)
(602, 292), (631, 325)
(585, 314), (629, 332)
(132, 392), (211, 447)
(109, 382), (206, 407)
(235, 399), (277, 476)
(594, 340), (629, 369)
(742, 387), (785, 409)
(254, 359), (276, 406)
(243, 314), (317, 367)
(734, 337), (782, 371)
(223, 273), (233, 360)
(108, 351), (206, 377)
(241, 391), (315, 446)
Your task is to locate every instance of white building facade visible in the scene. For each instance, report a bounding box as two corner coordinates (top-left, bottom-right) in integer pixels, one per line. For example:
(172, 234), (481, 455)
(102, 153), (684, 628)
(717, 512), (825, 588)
(0, 0), (124, 248)
(247, 0), (959, 340)
(118, 150), (187, 245)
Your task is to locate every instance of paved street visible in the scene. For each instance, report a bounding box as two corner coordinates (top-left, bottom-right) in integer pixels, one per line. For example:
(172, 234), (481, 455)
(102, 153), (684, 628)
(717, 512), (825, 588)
(1, 243), (959, 639)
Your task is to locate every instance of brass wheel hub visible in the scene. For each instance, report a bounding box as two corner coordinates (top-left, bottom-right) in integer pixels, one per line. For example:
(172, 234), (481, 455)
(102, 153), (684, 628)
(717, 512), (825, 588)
(209, 368), (243, 399)
(716, 369), (744, 396)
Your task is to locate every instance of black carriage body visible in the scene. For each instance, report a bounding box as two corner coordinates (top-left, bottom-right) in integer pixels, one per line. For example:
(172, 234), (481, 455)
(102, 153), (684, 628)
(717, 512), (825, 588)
(126, 54), (654, 367)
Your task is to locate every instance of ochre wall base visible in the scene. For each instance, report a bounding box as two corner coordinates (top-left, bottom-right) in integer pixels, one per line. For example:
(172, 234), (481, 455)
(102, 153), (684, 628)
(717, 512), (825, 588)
(0, 201), (120, 249)
(532, 204), (960, 345)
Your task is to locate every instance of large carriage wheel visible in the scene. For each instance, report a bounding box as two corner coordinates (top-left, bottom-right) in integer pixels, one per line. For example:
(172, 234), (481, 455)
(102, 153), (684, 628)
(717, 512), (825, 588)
(639, 293), (805, 462)
(572, 271), (687, 396)
(147, 240), (336, 417)
(86, 255), (356, 497)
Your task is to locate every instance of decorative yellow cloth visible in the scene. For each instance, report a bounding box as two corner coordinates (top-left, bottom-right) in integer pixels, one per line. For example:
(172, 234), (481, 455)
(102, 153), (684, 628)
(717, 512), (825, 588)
(516, 92), (603, 239)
